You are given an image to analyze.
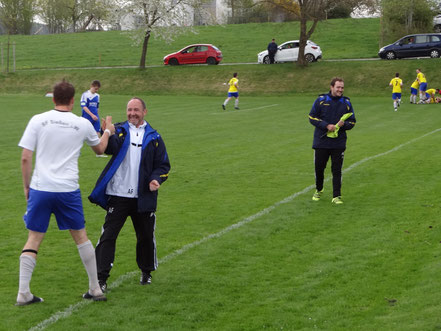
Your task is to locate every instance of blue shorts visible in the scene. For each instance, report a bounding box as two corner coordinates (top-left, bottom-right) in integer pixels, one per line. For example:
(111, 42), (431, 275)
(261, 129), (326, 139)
(419, 83), (427, 92)
(24, 189), (85, 233)
(425, 93), (431, 99)
(82, 111), (101, 132)
(410, 88), (418, 95)
(228, 92), (239, 98)
(392, 93), (401, 100)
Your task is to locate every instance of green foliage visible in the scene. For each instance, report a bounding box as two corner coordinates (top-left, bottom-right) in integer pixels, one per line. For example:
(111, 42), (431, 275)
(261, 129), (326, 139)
(2, 93), (441, 329)
(381, 0), (436, 44)
(0, 0), (36, 34)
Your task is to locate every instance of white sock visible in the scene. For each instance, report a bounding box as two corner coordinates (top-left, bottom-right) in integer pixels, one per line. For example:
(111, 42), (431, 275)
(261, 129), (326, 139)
(223, 99), (229, 106)
(77, 240), (101, 295)
(17, 254), (36, 303)
(398, 99), (401, 105)
(235, 99), (239, 108)
(393, 101), (397, 108)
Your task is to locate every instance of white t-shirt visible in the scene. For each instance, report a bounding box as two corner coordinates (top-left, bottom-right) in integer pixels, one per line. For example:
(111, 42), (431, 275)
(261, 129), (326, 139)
(19, 110), (100, 192)
(106, 122), (146, 198)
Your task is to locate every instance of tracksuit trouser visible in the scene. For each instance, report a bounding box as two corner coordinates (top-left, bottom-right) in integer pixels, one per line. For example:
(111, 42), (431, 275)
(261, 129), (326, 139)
(96, 196), (157, 283)
(314, 148), (345, 198)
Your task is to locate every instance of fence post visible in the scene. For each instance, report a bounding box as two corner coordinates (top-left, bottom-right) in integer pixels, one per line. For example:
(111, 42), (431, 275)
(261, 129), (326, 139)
(1, 43), (3, 73)
(13, 41), (15, 73)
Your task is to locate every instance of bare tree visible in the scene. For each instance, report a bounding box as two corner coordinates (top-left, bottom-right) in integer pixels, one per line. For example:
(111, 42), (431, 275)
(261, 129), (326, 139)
(261, 0), (378, 65)
(112, 0), (205, 69)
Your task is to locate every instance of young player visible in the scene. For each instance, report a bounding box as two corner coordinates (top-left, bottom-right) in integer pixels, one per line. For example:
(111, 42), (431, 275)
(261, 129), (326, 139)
(81, 80), (101, 135)
(389, 73), (403, 111)
(410, 79), (419, 104)
(416, 69), (427, 103)
(222, 73), (239, 110)
(419, 88), (438, 104)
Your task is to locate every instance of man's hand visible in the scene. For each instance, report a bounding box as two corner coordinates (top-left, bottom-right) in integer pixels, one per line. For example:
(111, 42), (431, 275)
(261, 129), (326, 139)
(326, 124), (336, 132)
(149, 180), (160, 191)
(105, 116), (115, 135)
(337, 120), (344, 127)
(91, 114), (98, 121)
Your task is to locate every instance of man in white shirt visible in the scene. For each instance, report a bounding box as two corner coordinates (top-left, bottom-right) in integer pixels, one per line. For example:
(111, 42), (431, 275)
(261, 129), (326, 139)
(16, 80), (115, 305)
(89, 97), (170, 292)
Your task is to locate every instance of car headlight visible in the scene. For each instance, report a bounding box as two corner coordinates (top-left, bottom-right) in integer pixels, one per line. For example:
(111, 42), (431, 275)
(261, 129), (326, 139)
(379, 47), (384, 53)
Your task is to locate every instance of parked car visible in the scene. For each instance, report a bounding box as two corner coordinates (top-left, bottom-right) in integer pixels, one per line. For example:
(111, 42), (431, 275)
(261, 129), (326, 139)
(378, 33), (441, 60)
(163, 44), (223, 65)
(257, 40), (322, 64)
(434, 14), (441, 33)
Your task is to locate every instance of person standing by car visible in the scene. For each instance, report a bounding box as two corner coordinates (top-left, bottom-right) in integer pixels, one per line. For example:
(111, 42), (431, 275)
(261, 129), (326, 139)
(267, 39), (278, 64)
(222, 73), (239, 110)
(309, 77), (356, 205)
(416, 69), (427, 103)
(89, 97), (170, 292)
(389, 73), (403, 111)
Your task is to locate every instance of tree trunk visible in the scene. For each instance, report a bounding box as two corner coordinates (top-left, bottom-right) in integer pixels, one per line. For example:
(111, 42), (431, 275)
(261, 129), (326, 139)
(80, 15), (94, 31)
(297, 12), (308, 66)
(139, 30), (151, 69)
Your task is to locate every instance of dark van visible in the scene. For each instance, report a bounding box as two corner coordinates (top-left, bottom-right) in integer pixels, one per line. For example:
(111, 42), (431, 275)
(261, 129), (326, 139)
(378, 33), (441, 60)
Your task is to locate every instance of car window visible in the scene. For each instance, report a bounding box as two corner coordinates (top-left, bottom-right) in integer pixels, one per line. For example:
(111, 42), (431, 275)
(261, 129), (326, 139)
(183, 46), (196, 53)
(292, 42), (299, 48)
(415, 35), (429, 43)
(431, 35), (441, 42)
(401, 36), (415, 45)
(281, 43), (296, 49)
(199, 46), (208, 52)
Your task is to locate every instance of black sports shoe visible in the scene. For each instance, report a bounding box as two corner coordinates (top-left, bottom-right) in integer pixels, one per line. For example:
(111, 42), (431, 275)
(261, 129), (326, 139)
(222, 104), (225, 110)
(140, 272), (152, 285)
(99, 280), (107, 293)
(234, 107), (239, 110)
(15, 295), (44, 306)
(83, 291), (107, 301)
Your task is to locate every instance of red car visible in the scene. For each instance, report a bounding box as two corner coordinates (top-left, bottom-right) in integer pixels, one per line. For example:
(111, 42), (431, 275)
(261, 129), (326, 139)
(163, 44), (223, 65)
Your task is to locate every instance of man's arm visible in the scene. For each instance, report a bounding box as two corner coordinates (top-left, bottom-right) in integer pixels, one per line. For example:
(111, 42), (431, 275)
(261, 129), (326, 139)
(91, 116), (115, 155)
(82, 106), (98, 121)
(149, 137), (171, 191)
(21, 148), (33, 201)
(309, 99), (329, 130)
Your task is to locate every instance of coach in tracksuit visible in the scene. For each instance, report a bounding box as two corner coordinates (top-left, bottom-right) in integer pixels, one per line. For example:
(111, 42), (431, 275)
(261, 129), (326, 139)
(89, 97), (170, 291)
(308, 77), (356, 204)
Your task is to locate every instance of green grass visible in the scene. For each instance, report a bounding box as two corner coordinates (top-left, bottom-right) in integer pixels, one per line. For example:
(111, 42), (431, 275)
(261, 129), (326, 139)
(0, 18), (381, 69)
(2, 92), (441, 330)
(1, 58), (441, 97)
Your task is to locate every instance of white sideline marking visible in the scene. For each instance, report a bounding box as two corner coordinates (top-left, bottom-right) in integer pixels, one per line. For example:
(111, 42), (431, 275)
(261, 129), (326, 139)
(212, 104), (279, 114)
(29, 127), (441, 331)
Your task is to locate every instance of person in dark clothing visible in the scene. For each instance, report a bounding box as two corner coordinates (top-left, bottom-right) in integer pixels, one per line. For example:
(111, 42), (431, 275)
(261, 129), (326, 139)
(308, 77), (356, 204)
(267, 38), (278, 64)
(89, 97), (170, 292)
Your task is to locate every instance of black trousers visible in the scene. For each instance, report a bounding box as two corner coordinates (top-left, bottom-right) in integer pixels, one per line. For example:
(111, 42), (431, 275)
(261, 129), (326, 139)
(96, 196), (157, 282)
(269, 51), (276, 64)
(314, 148), (345, 198)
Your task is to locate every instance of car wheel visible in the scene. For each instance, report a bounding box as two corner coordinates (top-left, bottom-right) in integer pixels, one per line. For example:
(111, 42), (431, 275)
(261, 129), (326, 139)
(169, 58), (179, 65)
(430, 49), (440, 58)
(206, 57), (216, 65)
(305, 53), (315, 63)
(263, 55), (270, 64)
(385, 51), (396, 60)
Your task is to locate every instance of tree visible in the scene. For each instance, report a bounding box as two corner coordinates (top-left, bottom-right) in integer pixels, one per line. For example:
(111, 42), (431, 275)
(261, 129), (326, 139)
(261, 0), (377, 65)
(381, 0), (435, 44)
(112, 0), (205, 69)
(0, 0), (36, 35)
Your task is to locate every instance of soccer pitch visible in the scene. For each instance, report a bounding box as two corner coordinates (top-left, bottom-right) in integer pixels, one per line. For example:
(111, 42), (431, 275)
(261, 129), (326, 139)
(2, 93), (441, 330)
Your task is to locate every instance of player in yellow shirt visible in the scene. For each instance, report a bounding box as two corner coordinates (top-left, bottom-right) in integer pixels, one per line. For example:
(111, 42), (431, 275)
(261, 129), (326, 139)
(410, 79), (419, 104)
(419, 88), (441, 104)
(416, 68), (427, 103)
(389, 73), (403, 111)
(222, 72), (239, 110)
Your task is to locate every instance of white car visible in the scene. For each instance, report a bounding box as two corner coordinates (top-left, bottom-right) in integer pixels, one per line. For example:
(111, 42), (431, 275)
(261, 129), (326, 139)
(434, 14), (441, 33)
(257, 40), (322, 64)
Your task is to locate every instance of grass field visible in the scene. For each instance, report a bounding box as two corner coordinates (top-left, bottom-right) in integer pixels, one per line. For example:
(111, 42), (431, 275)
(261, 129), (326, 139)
(2, 91), (441, 330)
(0, 18), (381, 69)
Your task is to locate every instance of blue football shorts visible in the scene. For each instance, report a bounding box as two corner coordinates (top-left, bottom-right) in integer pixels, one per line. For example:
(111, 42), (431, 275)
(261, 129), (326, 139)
(392, 93), (401, 100)
(228, 92), (239, 98)
(419, 82), (427, 92)
(410, 87), (418, 95)
(23, 189), (85, 233)
(82, 111), (101, 132)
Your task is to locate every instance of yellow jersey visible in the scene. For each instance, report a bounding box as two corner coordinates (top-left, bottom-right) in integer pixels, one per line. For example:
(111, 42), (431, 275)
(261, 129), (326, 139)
(228, 78), (239, 92)
(417, 72), (426, 83)
(411, 80), (419, 89)
(389, 78), (402, 93)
